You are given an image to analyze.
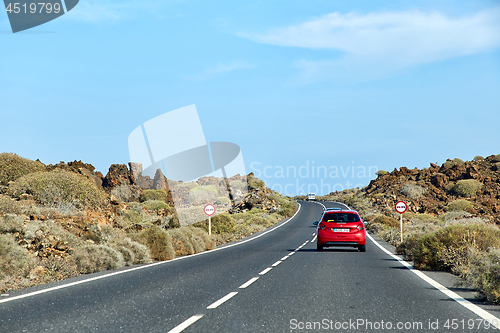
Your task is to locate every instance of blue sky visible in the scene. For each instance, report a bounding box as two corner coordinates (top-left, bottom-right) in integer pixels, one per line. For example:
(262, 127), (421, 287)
(1, 0), (500, 195)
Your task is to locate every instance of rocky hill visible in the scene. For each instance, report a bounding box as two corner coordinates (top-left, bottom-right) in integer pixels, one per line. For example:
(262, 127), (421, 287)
(363, 154), (500, 223)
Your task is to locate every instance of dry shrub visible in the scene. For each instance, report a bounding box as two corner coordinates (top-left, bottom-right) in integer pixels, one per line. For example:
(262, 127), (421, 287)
(411, 224), (500, 271)
(111, 185), (140, 203)
(101, 225), (151, 265)
(247, 216), (273, 228)
(167, 227), (214, 257)
(168, 228), (195, 256)
(0, 214), (24, 234)
(0, 234), (34, 279)
(447, 199), (472, 212)
(373, 215), (399, 228)
(73, 244), (125, 274)
(39, 256), (79, 281)
(0, 153), (46, 186)
(134, 226), (174, 261)
(451, 179), (483, 197)
(10, 169), (105, 209)
(0, 195), (22, 214)
(188, 226), (215, 251)
(400, 183), (427, 199)
(492, 154), (500, 163)
(466, 249), (500, 303)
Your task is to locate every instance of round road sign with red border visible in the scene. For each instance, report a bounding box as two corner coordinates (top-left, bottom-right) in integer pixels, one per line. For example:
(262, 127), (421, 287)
(395, 201), (408, 214)
(204, 204), (216, 216)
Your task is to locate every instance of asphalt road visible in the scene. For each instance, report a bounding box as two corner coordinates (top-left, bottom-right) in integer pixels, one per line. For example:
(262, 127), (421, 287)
(1, 200), (500, 332)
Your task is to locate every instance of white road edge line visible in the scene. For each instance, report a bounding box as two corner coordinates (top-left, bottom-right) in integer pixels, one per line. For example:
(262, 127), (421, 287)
(207, 292), (238, 309)
(167, 314), (204, 333)
(239, 277), (259, 289)
(272, 261), (282, 267)
(259, 267), (272, 275)
(0, 203), (302, 304)
(311, 235), (317, 242)
(367, 233), (500, 328)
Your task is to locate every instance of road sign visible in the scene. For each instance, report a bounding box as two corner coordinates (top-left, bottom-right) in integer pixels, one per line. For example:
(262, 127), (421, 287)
(395, 201), (407, 214)
(394, 201), (407, 243)
(204, 204), (216, 216)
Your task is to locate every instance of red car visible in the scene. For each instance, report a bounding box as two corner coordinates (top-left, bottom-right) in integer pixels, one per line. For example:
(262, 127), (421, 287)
(315, 209), (366, 252)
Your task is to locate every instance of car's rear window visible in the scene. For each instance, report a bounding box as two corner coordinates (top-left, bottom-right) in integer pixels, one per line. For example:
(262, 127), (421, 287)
(322, 213), (360, 222)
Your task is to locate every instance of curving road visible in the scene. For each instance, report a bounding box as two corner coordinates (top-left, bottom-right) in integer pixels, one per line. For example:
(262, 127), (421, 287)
(1, 201), (500, 332)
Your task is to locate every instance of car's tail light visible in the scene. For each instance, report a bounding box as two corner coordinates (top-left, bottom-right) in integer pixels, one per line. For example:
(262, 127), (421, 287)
(356, 223), (364, 231)
(319, 223), (326, 230)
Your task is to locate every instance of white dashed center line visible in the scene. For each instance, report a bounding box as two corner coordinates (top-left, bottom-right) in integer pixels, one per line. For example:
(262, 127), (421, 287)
(207, 292), (238, 309)
(239, 277), (259, 289)
(311, 235), (317, 242)
(281, 256), (288, 260)
(167, 314), (204, 333)
(272, 260), (282, 267)
(259, 267), (272, 275)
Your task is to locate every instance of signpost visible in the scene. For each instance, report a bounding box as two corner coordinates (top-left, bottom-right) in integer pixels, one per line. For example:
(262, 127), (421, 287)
(204, 204), (216, 235)
(395, 201), (408, 242)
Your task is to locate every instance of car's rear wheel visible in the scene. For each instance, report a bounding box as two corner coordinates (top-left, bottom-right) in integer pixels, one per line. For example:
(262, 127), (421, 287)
(358, 244), (366, 252)
(317, 243), (323, 251)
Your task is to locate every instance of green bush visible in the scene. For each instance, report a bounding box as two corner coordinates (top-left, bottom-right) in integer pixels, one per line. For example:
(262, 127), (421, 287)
(474, 156), (485, 161)
(452, 158), (465, 165)
(279, 200), (297, 217)
(443, 160), (455, 168)
(193, 213), (235, 234)
(248, 177), (265, 189)
(139, 189), (168, 202)
(375, 170), (389, 176)
(10, 169), (105, 209)
(215, 197), (231, 206)
(0, 153), (46, 186)
(447, 199), (472, 212)
(451, 179), (483, 197)
(142, 200), (169, 212)
(190, 185), (217, 195)
(492, 154), (500, 163)
(229, 180), (245, 190)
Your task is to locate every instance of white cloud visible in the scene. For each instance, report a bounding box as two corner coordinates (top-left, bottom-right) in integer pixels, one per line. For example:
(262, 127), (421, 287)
(183, 61), (255, 81)
(242, 8), (500, 82)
